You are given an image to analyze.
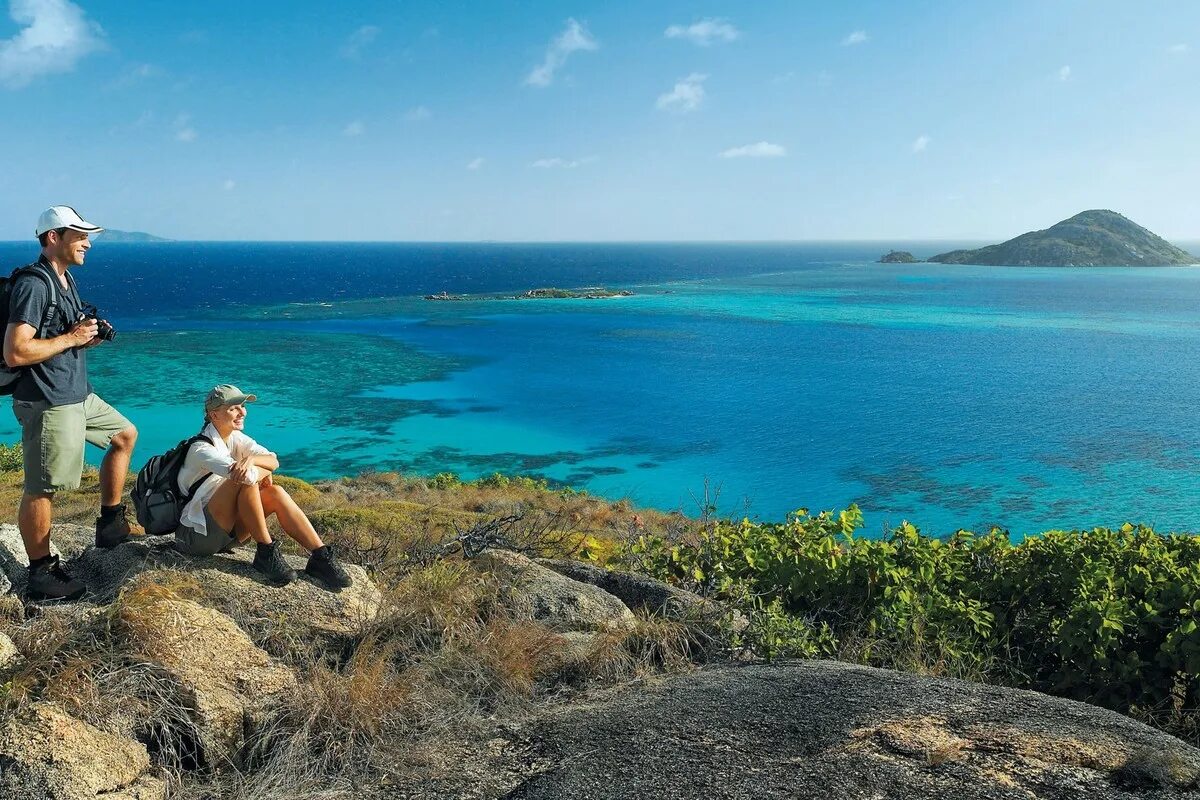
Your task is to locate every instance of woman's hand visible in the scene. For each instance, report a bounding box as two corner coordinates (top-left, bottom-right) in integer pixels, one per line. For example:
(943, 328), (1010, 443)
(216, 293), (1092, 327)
(228, 457), (256, 485)
(258, 473), (274, 488)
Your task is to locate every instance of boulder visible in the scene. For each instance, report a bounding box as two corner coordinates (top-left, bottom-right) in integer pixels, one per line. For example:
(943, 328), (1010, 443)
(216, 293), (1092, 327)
(472, 549), (634, 633)
(117, 597), (297, 769)
(486, 660), (1200, 800)
(0, 702), (166, 800)
(536, 558), (747, 631)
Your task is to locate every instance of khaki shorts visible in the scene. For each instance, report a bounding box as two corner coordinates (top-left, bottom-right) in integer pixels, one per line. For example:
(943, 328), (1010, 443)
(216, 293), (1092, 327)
(174, 505), (236, 556)
(12, 393), (132, 494)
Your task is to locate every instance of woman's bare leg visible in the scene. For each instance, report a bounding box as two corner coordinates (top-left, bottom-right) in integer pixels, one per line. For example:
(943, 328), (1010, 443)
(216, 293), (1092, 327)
(259, 484), (323, 551)
(204, 479), (248, 533)
(235, 483), (273, 544)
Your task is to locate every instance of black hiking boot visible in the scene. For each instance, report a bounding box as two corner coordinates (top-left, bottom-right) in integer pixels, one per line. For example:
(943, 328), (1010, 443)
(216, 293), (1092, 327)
(305, 545), (352, 590)
(252, 540), (296, 586)
(26, 555), (86, 602)
(95, 506), (132, 549)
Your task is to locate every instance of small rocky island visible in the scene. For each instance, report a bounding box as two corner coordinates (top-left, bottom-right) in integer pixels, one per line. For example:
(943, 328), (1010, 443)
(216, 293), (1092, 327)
(929, 210), (1196, 267)
(425, 287), (634, 301)
(878, 250), (918, 263)
(100, 229), (172, 243)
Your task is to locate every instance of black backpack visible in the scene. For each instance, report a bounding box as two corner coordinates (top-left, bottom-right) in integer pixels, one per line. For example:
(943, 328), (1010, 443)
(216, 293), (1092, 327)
(131, 433), (214, 535)
(0, 263), (69, 396)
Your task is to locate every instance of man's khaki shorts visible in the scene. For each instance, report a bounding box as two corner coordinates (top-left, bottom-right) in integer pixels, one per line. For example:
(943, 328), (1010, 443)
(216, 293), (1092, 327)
(12, 393), (132, 494)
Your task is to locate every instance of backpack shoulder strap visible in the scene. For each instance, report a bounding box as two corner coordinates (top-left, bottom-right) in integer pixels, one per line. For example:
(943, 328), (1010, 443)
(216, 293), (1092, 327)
(10, 264), (60, 336)
(182, 433), (217, 499)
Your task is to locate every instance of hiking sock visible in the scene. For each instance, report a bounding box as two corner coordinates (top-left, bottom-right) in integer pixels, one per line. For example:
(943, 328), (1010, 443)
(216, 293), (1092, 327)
(28, 554), (53, 569)
(255, 541), (275, 558)
(310, 545), (329, 557)
(99, 504), (122, 522)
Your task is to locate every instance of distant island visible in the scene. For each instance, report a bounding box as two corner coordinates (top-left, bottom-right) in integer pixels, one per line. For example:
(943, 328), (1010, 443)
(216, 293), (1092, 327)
(426, 287), (634, 301)
(101, 229), (172, 243)
(878, 250), (918, 263)
(929, 210), (1195, 267)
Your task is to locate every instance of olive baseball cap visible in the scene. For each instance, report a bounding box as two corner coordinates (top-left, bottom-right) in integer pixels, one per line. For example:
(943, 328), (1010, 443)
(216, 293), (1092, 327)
(205, 384), (258, 411)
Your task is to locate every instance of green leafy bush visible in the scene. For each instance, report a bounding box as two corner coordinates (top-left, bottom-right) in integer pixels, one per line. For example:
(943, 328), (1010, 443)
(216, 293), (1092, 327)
(628, 507), (1200, 719)
(430, 472), (462, 490)
(474, 473), (549, 492)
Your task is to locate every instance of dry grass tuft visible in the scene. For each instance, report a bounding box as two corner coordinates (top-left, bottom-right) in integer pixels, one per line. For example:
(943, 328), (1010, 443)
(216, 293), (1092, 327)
(250, 637), (418, 779)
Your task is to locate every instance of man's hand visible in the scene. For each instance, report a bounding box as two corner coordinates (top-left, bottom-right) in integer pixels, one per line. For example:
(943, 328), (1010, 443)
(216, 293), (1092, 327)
(82, 319), (110, 348)
(66, 318), (98, 348)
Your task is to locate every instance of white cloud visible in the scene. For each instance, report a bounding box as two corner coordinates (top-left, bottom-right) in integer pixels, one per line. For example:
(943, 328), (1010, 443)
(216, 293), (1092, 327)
(467, 157), (485, 170)
(405, 105), (431, 121)
(222, 179), (236, 191)
(343, 120), (364, 136)
(525, 18), (597, 87)
(842, 30), (869, 46)
(0, 0), (105, 88)
(719, 141), (786, 159)
(656, 72), (706, 113)
(531, 156), (596, 168)
(108, 62), (161, 89)
(1058, 65), (1071, 81)
(664, 18), (740, 46)
(341, 25), (379, 59)
(174, 113), (196, 143)
(911, 134), (929, 153)
(1168, 43), (1189, 54)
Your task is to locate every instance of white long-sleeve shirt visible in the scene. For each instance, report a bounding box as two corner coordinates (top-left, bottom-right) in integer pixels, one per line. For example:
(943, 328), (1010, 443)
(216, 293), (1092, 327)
(176, 423), (275, 535)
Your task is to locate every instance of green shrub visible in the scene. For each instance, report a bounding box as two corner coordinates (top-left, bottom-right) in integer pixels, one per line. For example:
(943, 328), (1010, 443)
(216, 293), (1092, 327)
(474, 473), (549, 492)
(430, 472), (462, 490)
(628, 507), (1200, 717)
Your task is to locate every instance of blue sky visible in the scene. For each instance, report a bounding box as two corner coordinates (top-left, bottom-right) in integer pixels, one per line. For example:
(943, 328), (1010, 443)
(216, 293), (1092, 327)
(0, 0), (1196, 241)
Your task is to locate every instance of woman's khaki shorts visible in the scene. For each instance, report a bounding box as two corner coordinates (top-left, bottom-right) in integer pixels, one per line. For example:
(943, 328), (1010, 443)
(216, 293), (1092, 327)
(12, 393), (132, 494)
(174, 505), (237, 556)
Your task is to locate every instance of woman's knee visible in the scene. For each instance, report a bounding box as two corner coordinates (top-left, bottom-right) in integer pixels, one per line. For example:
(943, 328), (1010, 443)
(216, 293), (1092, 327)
(262, 483), (290, 503)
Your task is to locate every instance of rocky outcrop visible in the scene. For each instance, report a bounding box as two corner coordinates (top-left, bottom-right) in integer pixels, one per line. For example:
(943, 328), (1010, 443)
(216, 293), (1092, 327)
(117, 597), (297, 768)
(0, 523), (380, 651)
(536, 557), (745, 631)
(473, 549), (635, 632)
(0, 702), (166, 800)
(0, 521), (383, 777)
(0, 630), (18, 670)
(487, 660), (1200, 799)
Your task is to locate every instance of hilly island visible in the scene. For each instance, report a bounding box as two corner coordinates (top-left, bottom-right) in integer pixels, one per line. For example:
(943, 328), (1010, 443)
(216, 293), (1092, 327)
(929, 209), (1196, 266)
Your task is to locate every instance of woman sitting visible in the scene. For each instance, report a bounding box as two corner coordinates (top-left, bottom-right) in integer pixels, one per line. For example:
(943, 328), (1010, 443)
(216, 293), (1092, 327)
(174, 384), (351, 589)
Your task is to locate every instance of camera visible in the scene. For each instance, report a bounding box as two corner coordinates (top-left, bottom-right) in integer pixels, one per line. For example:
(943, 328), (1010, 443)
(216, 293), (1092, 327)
(80, 304), (116, 342)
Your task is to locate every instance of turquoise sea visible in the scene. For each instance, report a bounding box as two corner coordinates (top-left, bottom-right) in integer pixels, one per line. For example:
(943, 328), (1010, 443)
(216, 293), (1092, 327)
(1, 240), (1199, 537)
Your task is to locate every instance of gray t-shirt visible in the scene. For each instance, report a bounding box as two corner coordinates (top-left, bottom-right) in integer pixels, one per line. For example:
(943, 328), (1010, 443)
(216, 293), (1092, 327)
(8, 260), (92, 406)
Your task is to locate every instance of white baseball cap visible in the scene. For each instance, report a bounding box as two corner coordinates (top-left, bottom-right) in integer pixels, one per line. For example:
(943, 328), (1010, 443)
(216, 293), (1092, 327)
(35, 206), (104, 238)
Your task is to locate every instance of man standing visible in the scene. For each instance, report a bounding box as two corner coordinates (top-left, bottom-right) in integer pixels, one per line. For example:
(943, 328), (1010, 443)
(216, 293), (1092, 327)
(3, 206), (138, 601)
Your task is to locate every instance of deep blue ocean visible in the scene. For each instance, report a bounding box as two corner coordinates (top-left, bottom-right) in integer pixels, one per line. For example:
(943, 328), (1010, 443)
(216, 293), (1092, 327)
(2, 240), (1200, 538)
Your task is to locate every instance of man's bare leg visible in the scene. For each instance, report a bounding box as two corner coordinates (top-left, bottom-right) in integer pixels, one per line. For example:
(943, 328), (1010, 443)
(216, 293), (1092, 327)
(99, 426), (137, 507)
(18, 491), (52, 560)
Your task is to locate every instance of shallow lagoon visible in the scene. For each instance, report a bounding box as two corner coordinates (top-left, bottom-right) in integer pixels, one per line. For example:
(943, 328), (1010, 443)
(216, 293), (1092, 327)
(0, 242), (1198, 536)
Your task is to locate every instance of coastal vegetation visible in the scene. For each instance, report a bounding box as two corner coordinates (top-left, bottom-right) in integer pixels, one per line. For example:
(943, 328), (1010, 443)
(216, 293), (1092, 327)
(929, 209), (1196, 266)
